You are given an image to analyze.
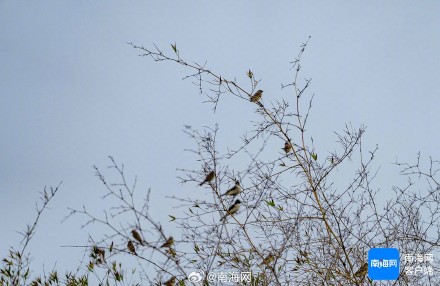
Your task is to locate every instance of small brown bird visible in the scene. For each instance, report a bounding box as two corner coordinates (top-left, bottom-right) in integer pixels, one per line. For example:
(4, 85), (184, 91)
(161, 236), (174, 248)
(93, 246), (106, 264)
(250, 90), (263, 102)
(221, 181), (241, 196)
(354, 262), (368, 278)
(199, 170), (215, 186)
(164, 276), (176, 286)
(99, 248), (106, 260)
(260, 253), (275, 266)
(282, 142), (292, 153)
(220, 199), (241, 221)
(127, 240), (137, 255)
(131, 229), (144, 245)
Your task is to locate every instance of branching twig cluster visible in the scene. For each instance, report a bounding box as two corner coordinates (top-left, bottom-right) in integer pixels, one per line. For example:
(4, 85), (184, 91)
(3, 39), (439, 286)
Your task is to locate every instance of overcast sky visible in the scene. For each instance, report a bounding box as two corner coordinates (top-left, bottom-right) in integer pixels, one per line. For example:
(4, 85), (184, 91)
(1, 1), (440, 275)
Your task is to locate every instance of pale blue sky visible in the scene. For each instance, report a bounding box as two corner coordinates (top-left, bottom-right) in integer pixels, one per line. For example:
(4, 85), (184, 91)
(1, 1), (439, 274)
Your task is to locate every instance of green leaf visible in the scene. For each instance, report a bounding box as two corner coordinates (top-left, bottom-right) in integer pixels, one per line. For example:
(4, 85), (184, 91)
(266, 199), (275, 207)
(169, 215), (176, 221)
(171, 43), (177, 53)
(311, 153), (318, 161)
(247, 69), (253, 78)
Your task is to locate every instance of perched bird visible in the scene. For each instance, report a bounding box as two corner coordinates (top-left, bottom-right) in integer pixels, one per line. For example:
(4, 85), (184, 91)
(221, 199), (241, 221)
(98, 248), (106, 263)
(221, 181), (241, 196)
(161, 236), (174, 248)
(127, 240), (137, 255)
(354, 262), (368, 278)
(131, 229), (144, 245)
(199, 170), (215, 186)
(250, 90), (263, 102)
(282, 142), (292, 153)
(260, 253), (275, 266)
(164, 276), (176, 286)
(93, 246), (106, 264)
